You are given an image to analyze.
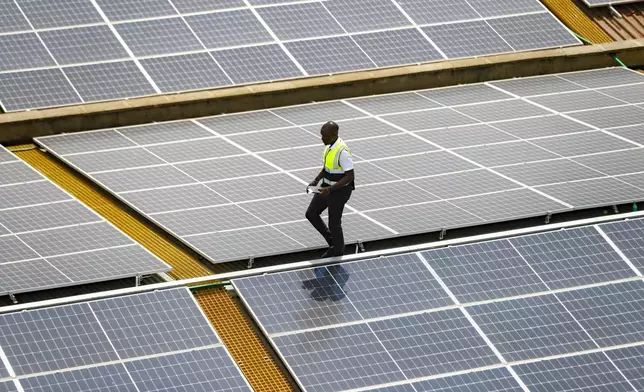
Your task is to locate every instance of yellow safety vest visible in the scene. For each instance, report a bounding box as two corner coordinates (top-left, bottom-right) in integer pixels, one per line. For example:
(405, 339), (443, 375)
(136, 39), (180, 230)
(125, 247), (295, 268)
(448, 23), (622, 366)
(322, 138), (351, 185)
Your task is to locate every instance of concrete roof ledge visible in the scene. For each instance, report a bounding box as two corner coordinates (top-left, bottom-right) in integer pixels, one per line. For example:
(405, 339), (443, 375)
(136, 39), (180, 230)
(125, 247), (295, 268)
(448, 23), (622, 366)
(2, 39), (644, 144)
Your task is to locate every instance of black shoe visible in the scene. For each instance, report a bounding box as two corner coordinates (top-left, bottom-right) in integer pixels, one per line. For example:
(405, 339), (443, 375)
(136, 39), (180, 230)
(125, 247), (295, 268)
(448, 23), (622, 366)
(321, 247), (334, 258)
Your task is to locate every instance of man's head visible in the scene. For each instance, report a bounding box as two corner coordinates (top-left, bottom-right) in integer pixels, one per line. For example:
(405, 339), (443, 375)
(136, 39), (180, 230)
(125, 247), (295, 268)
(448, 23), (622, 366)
(320, 121), (339, 145)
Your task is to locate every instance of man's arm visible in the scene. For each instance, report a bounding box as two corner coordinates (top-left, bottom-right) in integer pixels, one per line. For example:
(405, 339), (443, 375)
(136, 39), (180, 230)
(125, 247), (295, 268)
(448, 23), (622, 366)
(309, 168), (325, 186)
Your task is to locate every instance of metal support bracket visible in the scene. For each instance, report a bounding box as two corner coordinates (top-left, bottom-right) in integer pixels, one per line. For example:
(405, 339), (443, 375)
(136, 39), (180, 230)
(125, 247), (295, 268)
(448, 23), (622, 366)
(613, 205), (619, 214)
(439, 228), (447, 240)
(135, 275), (141, 287)
(9, 293), (17, 304)
(355, 240), (365, 254)
(247, 256), (255, 269)
(545, 212), (552, 224)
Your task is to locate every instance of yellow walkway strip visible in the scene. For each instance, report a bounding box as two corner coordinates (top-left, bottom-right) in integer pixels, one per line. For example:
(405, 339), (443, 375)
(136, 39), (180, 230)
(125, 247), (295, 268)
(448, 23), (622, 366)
(10, 145), (212, 280)
(194, 287), (296, 392)
(541, 0), (613, 44)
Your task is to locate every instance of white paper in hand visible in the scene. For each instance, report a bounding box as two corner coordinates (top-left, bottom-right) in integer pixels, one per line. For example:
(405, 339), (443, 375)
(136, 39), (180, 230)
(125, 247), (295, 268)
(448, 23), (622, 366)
(307, 186), (321, 194)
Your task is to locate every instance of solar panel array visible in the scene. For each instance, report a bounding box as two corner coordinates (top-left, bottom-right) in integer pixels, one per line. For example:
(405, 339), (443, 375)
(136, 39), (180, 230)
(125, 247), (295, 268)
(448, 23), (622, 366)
(36, 67), (644, 264)
(0, 0), (580, 112)
(0, 288), (253, 392)
(0, 145), (170, 297)
(232, 217), (644, 392)
(582, 0), (643, 7)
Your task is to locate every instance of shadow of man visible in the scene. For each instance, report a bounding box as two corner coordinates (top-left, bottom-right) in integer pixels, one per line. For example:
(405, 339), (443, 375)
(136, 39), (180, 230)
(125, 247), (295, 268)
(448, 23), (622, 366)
(301, 265), (350, 302)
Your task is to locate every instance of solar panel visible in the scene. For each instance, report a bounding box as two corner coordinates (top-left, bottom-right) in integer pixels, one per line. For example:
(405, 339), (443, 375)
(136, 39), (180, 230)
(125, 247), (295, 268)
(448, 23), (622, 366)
(0, 381), (18, 392)
(513, 352), (633, 392)
(557, 280), (644, 347)
(370, 310), (499, 377)
(468, 294), (597, 362)
(0, 145), (170, 296)
(272, 323), (406, 392)
(0, 288), (252, 392)
(507, 227), (636, 289)
(233, 216), (644, 391)
(423, 239), (549, 302)
(599, 218), (644, 272)
(90, 288), (220, 358)
(36, 67), (644, 264)
(606, 346), (644, 390)
(0, 0), (579, 111)
(412, 368), (523, 391)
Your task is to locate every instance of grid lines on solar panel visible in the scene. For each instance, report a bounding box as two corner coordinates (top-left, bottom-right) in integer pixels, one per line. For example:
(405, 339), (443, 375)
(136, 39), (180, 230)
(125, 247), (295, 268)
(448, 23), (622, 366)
(412, 367), (523, 391)
(0, 33), (55, 72)
(232, 267), (363, 334)
(17, 0), (104, 28)
(556, 280), (644, 347)
(507, 226), (637, 289)
(351, 29), (444, 67)
(39, 26), (130, 66)
(0, 381), (18, 392)
(0, 0), (30, 34)
(89, 288), (220, 359)
(606, 345), (644, 390)
(422, 21), (512, 59)
(257, 3), (343, 40)
(535, 177), (644, 209)
(20, 363), (138, 392)
(272, 323), (406, 392)
(125, 346), (253, 392)
(139, 53), (233, 93)
(488, 13), (580, 51)
(0, 68), (82, 112)
(212, 43), (304, 85)
(422, 239), (549, 303)
(115, 18), (204, 57)
(62, 61), (157, 102)
(336, 253), (454, 318)
(284, 36), (376, 75)
(0, 303), (119, 375)
(512, 351), (633, 392)
(467, 294), (597, 362)
(370, 309), (500, 378)
(598, 218), (644, 273)
(185, 10), (273, 49)
(324, 0), (411, 33)
(0, 161), (45, 186)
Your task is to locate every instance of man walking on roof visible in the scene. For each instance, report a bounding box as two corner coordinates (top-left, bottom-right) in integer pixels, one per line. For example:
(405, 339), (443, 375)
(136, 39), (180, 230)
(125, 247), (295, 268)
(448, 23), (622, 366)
(306, 121), (355, 260)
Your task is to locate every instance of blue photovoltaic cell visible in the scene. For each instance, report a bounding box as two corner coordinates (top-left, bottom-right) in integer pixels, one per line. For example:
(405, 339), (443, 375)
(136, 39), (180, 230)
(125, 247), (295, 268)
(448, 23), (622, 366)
(115, 18), (203, 57)
(0, 360), (8, 378)
(233, 267), (362, 334)
(599, 218), (644, 272)
(556, 280), (644, 347)
(0, 382), (17, 392)
(285, 36), (376, 75)
(63, 61), (156, 102)
(125, 347), (252, 392)
(257, 3), (344, 40)
(508, 227), (636, 289)
(324, 0), (411, 33)
(0, 68), (81, 112)
(96, 0), (178, 21)
(370, 310), (499, 378)
(20, 364), (138, 392)
(0, 303), (118, 375)
(186, 10), (273, 49)
(171, 0), (245, 12)
(397, 0), (479, 24)
(338, 254), (453, 319)
(272, 323), (406, 392)
(213, 44), (303, 84)
(423, 239), (549, 303)
(18, 0), (104, 29)
(607, 346), (644, 390)
(468, 294), (597, 362)
(141, 53), (232, 93)
(513, 352), (633, 392)
(364, 385), (416, 392)
(89, 288), (220, 359)
(0, 0), (30, 33)
(413, 368), (523, 392)
(39, 26), (130, 66)
(352, 29), (443, 67)
(0, 33), (55, 72)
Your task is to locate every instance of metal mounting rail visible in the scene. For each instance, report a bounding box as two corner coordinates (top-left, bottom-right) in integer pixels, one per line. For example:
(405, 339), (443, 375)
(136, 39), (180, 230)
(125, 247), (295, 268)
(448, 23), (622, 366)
(2, 210), (644, 314)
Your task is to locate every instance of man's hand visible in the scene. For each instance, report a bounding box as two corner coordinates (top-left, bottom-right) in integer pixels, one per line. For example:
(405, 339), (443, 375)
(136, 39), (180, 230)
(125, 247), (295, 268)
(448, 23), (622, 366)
(320, 187), (331, 196)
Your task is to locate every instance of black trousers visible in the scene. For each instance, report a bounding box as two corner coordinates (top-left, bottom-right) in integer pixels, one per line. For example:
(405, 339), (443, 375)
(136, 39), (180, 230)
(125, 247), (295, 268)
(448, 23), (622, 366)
(305, 185), (352, 256)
